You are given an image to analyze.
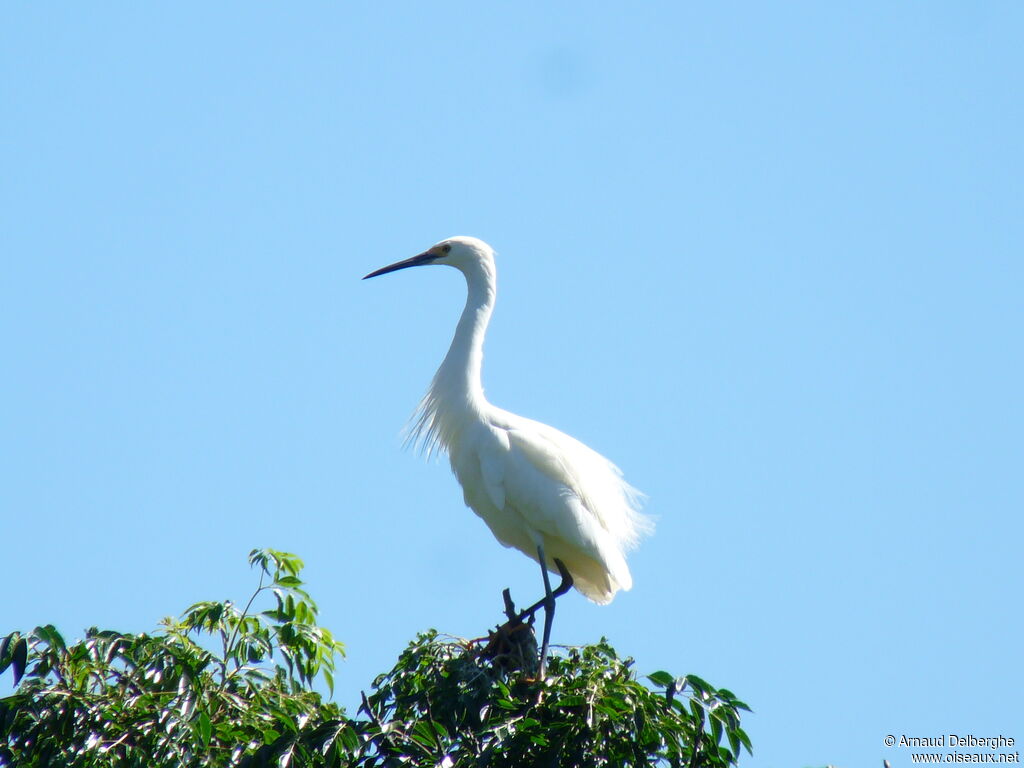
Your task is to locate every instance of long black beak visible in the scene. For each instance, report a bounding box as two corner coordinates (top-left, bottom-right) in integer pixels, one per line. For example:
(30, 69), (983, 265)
(363, 251), (436, 280)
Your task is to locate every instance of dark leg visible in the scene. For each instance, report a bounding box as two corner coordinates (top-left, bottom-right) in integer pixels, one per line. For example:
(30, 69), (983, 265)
(537, 543), (555, 678)
(515, 559), (574, 621)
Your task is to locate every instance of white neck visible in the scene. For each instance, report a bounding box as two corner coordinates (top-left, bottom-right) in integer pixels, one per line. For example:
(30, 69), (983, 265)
(435, 257), (496, 411)
(409, 256), (497, 453)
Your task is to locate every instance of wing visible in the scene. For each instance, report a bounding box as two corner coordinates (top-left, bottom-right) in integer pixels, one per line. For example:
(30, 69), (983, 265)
(475, 416), (650, 602)
(506, 419), (651, 552)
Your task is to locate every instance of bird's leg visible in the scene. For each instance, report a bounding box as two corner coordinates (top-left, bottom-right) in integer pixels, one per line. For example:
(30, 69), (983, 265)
(493, 556), (571, 678)
(513, 559), (573, 622)
(536, 543), (558, 678)
(551, 558), (574, 599)
(535, 557), (573, 677)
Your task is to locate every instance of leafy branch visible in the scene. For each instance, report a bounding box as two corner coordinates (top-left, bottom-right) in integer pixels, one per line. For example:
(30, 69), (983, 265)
(1, 550), (750, 768)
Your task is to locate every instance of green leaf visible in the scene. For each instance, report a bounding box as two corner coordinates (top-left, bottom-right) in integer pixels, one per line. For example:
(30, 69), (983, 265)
(338, 724), (360, 752)
(0, 633), (16, 674)
(737, 727), (753, 754)
(11, 637), (27, 685)
(710, 714), (723, 745)
(686, 674), (712, 693)
(197, 711), (212, 747)
(728, 729), (741, 757)
(647, 670), (674, 687)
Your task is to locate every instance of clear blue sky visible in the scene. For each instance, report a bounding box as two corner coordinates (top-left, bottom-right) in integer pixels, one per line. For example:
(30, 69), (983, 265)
(2, 3), (1021, 766)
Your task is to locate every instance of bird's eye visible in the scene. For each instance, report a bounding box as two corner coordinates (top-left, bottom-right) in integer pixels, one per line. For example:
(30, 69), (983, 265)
(442, 244), (452, 254)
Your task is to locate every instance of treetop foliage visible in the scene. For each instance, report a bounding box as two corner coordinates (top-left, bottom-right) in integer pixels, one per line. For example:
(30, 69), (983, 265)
(1, 549), (750, 767)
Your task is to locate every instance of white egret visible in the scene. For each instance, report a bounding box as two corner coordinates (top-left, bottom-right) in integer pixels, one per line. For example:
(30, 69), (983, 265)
(363, 236), (652, 675)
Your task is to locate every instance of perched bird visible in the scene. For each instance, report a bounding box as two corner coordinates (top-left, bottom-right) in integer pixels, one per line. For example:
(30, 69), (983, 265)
(364, 236), (652, 673)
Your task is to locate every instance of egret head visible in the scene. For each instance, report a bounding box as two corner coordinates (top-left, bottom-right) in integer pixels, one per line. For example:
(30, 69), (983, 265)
(363, 236), (494, 280)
